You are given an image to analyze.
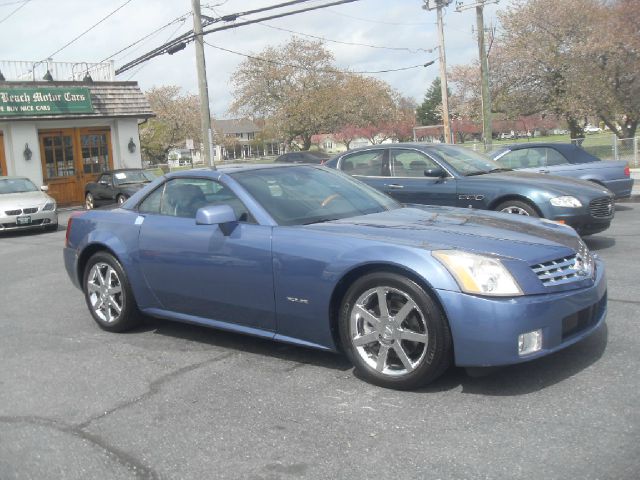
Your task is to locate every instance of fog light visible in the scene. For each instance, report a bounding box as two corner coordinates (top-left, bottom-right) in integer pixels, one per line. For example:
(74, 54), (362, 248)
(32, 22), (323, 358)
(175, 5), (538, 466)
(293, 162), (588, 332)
(518, 329), (542, 356)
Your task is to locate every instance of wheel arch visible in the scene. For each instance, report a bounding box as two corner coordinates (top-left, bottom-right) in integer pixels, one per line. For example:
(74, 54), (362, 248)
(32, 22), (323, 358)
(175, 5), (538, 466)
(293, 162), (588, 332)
(488, 194), (543, 217)
(76, 243), (121, 287)
(327, 262), (451, 353)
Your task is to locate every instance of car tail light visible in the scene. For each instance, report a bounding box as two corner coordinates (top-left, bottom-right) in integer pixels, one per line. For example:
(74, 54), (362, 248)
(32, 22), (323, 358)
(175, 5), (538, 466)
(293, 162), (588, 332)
(65, 210), (86, 248)
(624, 164), (630, 177)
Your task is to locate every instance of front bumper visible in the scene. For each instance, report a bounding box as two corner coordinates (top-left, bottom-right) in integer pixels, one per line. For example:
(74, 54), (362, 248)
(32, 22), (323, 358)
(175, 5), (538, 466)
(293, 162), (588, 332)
(438, 258), (607, 367)
(0, 210), (58, 231)
(549, 208), (613, 236)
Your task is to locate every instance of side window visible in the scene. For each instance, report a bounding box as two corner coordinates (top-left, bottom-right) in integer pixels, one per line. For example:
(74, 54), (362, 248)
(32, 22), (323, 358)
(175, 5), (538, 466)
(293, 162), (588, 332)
(340, 150), (388, 176)
(390, 150), (442, 178)
(498, 149), (538, 169)
(544, 148), (568, 166)
(159, 178), (255, 222)
(138, 184), (164, 214)
(100, 174), (113, 185)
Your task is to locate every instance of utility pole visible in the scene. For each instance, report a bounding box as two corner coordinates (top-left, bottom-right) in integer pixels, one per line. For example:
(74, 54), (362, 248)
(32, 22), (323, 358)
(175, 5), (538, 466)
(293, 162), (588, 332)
(456, 1), (497, 151)
(423, 1), (453, 144)
(191, 0), (215, 168)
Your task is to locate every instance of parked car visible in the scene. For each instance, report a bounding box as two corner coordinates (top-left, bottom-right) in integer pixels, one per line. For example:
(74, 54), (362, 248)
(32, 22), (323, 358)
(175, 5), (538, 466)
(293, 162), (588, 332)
(325, 143), (615, 236)
(64, 164), (607, 389)
(275, 151), (330, 164)
(84, 169), (156, 209)
(490, 143), (634, 199)
(0, 176), (58, 232)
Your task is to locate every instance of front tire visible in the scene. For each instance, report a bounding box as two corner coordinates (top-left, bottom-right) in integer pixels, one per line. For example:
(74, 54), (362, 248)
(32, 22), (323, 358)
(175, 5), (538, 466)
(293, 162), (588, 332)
(83, 252), (141, 332)
(85, 192), (94, 210)
(116, 194), (127, 206)
(495, 199), (538, 217)
(339, 272), (452, 390)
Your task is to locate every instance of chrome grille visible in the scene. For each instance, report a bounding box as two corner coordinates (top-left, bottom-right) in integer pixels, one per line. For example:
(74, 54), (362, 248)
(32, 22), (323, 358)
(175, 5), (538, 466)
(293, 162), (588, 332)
(5, 209), (21, 216)
(589, 197), (614, 218)
(22, 207), (38, 214)
(532, 241), (594, 286)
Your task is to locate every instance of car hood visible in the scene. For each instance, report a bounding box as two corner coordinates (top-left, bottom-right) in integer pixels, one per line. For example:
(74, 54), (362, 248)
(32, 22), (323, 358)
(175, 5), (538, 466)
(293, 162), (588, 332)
(474, 171), (613, 197)
(0, 191), (51, 209)
(304, 205), (581, 264)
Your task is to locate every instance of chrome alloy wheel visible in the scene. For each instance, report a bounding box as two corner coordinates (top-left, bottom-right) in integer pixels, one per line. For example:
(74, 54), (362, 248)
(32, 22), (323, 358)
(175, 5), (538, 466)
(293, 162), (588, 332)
(117, 195), (126, 205)
(86, 262), (123, 323)
(85, 193), (94, 210)
(500, 205), (530, 215)
(350, 286), (429, 377)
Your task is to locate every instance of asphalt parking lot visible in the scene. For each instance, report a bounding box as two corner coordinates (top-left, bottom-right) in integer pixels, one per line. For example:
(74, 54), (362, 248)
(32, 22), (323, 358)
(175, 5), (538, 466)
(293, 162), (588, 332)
(1, 205), (639, 480)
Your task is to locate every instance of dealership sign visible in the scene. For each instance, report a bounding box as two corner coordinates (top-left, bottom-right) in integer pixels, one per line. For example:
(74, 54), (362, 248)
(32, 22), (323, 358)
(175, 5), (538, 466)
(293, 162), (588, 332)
(0, 87), (93, 116)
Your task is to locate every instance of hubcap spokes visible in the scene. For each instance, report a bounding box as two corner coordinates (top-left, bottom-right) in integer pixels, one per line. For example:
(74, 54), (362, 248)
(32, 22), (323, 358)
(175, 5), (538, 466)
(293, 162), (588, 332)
(87, 262), (123, 323)
(86, 195), (93, 209)
(501, 206), (529, 215)
(351, 287), (428, 377)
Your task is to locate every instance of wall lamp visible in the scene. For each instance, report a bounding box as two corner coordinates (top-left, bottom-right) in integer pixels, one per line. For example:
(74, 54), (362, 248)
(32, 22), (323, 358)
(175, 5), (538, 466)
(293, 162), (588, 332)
(128, 138), (137, 153)
(23, 143), (32, 160)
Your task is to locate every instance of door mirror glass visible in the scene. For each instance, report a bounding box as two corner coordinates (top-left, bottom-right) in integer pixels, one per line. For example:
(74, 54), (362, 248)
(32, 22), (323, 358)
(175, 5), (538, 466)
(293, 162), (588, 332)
(196, 204), (237, 227)
(423, 167), (447, 178)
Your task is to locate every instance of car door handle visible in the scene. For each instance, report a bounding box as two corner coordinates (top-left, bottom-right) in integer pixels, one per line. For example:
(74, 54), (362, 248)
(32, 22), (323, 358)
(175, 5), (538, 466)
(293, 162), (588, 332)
(386, 184), (404, 189)
(538, 169), (550, 174)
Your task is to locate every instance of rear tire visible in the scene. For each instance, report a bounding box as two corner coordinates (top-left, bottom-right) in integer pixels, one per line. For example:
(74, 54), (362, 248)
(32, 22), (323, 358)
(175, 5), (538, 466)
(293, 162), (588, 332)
(83, 252), (142, 332)
(339, 272), (452, 390)
(85, 192), (94, 210)
(116, 194), (127, 206)
(495, 200), (538, 217)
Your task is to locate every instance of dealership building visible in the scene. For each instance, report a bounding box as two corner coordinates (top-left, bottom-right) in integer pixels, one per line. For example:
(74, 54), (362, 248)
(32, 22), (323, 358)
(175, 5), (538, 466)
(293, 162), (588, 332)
(0, 60), (153, 205)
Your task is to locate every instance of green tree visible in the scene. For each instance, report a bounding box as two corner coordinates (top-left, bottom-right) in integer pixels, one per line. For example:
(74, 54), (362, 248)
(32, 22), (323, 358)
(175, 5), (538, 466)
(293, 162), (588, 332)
(139, 86), (200, 164)
(416, 78), (450, 126)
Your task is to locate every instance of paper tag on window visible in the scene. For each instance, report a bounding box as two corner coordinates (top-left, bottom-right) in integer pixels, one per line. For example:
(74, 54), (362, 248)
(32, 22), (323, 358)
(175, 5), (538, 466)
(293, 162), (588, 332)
(134, 216), (144, 225)
(114, 173), (126, 179)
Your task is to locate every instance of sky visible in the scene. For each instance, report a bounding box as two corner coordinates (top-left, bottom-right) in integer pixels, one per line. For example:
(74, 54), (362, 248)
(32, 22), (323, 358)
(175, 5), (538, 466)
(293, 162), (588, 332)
(0, 0), (501, 118)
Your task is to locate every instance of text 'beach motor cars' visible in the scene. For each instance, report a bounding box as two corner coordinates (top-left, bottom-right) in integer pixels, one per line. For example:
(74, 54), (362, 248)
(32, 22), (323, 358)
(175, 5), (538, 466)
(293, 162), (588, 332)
(0, 176), (58, 232)
(64, 165), (607, 390)
(325, 143), (616, 236)
(84, 169), (156, 209)
(490, 143), (634, 200)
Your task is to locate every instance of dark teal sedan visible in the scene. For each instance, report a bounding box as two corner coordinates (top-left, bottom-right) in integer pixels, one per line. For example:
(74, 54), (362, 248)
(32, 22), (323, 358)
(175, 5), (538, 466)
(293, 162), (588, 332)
(325, 143), (615, 236)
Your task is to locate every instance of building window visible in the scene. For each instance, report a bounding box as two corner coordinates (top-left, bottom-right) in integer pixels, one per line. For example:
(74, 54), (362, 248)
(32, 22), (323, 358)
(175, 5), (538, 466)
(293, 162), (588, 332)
(81, 131), (110, 174)
(42, 132), (76, 178)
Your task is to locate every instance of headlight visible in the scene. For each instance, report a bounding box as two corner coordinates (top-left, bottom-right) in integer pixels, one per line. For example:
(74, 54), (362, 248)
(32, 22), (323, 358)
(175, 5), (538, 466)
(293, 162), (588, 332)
(42, 201), (56, 211)
(550, 196), (582, 208)
(433, 250), (523, 296)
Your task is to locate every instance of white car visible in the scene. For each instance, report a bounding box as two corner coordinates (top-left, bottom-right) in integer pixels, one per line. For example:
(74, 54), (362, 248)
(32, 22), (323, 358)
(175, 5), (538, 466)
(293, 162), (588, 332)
(0, 176), (58, 232)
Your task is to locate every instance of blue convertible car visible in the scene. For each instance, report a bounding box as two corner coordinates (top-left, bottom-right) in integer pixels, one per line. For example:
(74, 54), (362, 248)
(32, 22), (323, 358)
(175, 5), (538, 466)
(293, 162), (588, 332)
(64, 165), (607, 389)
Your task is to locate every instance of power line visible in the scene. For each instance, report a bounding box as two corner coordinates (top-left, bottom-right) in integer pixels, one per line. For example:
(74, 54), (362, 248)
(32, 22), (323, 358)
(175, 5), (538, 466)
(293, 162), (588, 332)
(258, 22), (435, 54)
(0, 0), (30, 25)
(115, 0), (360, 75)
(99, 11), (191, 63)
(44, 0), (135, 60)
(324, 8), (431, 26)
(204, 41), (434, 74)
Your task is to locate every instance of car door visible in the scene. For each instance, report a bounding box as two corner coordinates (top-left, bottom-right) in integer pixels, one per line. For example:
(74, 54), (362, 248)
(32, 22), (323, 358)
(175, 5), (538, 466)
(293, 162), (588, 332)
(384, 148), (458, 206)
(94, 173), (114, 204)
(337, 148), (390, 193)
(136, 177), (276, 331)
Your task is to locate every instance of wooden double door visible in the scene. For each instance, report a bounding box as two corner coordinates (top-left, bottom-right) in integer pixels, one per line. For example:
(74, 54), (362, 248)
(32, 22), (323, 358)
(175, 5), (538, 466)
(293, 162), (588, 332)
(0, 132), (7, 177)
(39, 128), (113, 205)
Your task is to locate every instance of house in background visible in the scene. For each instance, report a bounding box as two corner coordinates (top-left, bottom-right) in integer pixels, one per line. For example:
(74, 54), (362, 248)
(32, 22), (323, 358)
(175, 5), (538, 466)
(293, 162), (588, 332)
(212, 118), (282, 160)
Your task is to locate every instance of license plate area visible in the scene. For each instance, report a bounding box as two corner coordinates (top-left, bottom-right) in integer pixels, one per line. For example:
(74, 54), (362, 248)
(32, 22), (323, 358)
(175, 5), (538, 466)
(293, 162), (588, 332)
(16, 215), (31, 225)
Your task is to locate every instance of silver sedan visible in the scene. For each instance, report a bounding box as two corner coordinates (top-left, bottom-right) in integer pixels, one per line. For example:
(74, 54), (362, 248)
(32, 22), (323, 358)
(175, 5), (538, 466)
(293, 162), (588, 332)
(0, 177), (58, 232)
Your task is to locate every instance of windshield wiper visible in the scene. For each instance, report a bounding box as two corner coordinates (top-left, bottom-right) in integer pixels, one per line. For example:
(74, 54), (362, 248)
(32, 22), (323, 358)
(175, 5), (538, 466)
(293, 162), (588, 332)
(465, 171), (489, 176)
(303, 217), (341, 225)
(487, 168), (513, 173)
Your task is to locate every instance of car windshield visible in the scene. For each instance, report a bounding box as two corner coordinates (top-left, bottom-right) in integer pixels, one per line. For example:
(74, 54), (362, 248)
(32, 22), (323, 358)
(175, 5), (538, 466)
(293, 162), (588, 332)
(426, 145), (510, 176)
(0, 178), (38, 194)
(232, 166), (400, 226)
(113, 170), (156, 185)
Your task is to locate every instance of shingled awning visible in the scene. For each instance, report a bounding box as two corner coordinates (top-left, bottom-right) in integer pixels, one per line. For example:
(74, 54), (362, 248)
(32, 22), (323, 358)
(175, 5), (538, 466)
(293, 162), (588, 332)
(0, 81), (154, 121)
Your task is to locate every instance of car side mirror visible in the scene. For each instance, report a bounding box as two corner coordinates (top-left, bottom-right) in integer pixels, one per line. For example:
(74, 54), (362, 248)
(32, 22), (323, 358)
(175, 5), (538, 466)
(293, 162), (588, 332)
(196, 204), (237, 235)
(99, 180), (109, 186)
(40, 185), (49, 192)
(424, 167), (446, 178)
